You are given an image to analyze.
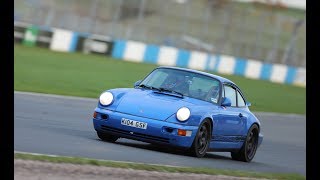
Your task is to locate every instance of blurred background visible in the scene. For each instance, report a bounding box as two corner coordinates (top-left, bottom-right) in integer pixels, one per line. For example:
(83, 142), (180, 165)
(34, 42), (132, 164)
(14, 2), (306, 178)
(14, 0), (305, 67)
(14, 0), (306, 114)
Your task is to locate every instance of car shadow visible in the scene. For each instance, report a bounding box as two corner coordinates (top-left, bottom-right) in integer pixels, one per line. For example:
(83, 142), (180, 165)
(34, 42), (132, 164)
(94, 138), (273, 166)
(113, 139), (232, 161)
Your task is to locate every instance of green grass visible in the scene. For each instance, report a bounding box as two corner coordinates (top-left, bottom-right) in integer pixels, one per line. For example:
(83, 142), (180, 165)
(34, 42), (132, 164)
(14, 45), (305, 114)
(15, 152), (305, 180)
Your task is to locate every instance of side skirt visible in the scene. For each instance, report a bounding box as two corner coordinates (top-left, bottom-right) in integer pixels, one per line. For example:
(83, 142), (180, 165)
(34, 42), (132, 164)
(208, 135), (245, 152)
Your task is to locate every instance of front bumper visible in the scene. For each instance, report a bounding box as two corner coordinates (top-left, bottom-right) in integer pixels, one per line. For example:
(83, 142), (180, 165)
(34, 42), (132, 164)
(93, 108), (198, 148)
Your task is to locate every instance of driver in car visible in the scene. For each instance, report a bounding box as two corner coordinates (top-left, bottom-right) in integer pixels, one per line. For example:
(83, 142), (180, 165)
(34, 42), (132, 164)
(161, 74), (190, 95)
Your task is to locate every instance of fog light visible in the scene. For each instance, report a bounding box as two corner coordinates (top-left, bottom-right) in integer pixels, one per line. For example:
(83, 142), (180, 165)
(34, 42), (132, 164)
(101, 114), (109, 120)
(178, 129), (192, 137)
(93, 111), (98, 118)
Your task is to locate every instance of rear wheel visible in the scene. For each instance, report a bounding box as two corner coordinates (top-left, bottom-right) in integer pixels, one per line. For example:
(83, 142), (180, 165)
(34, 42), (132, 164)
(231, 124), (259, 162)
(97, 132), (119, 142)
(190, 120), (211, 158)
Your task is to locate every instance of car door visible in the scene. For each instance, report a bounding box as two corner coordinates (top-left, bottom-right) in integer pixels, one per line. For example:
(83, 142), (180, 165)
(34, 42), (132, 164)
(213, 84), (247, 137)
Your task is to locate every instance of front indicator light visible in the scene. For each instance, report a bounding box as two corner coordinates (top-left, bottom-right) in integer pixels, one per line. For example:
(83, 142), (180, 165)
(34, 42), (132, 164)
(177, 129), (192, 137)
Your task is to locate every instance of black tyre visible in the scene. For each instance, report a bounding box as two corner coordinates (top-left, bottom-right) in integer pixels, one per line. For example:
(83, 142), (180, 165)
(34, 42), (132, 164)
(97, 132), (119, 142)
(231, 124), (259, 162)
(190, 119), (212, 158)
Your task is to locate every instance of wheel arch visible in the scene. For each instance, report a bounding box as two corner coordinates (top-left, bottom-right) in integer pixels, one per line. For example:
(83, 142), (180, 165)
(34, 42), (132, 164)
(248, 123), (260, 136)
(251, 122), (260, 132)
(246, 113), (261, 134)
(202, 117), (213, 135)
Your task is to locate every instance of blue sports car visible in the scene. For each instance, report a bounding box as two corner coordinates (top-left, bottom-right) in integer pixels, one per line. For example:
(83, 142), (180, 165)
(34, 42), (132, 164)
(93, 66), (263, 162)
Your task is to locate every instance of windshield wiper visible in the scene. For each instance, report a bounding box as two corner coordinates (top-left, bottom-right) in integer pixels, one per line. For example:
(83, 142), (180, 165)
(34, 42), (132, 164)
(159, 88), (184, 97)
(138, 84), (161, 91)
(138, 84), (183, 97)
(138, 84), (149, 89)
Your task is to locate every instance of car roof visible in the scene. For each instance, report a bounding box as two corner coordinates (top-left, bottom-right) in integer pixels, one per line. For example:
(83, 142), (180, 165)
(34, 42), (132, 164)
(156, 66), (236, 85)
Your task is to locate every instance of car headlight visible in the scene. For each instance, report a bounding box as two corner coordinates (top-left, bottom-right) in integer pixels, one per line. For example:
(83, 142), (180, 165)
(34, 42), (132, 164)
(99, 92), (114, 106)
(176, 107), (190, 121)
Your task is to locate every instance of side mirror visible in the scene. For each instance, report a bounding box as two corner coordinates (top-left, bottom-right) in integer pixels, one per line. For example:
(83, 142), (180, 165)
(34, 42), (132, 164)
(134, 80), (142, 87)
(246, 102), (251, 107)
(221, 97), (231, 107)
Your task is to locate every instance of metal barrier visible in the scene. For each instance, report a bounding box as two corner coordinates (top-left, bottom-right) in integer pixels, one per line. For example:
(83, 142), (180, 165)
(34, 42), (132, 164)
(112, 39), (305, 87)
(14, 21), (114, 55)
(13, 22), (305, 87)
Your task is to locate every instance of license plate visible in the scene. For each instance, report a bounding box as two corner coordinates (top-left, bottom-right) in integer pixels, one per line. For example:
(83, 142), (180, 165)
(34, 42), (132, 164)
(121, 118), (148, 129)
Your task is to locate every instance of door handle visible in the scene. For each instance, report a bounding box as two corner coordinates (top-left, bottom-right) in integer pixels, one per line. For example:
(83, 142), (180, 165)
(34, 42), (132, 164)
(239, 113), (243, 118)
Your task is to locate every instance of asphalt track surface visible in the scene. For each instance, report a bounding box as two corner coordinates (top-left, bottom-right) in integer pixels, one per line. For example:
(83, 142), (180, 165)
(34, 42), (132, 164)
(14, 91), (306, 175)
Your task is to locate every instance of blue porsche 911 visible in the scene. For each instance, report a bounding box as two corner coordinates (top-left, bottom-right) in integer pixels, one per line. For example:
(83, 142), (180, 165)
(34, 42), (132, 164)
(92, 66), (263, 162)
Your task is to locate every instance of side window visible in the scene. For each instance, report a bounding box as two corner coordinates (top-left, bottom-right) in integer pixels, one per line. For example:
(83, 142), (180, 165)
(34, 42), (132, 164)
(237, 91), (246, 107)
(224, 85), (236, 107)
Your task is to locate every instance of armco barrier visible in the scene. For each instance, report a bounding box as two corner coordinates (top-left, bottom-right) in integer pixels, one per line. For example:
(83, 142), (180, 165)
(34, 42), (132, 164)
(14, 22), (53, 48)
(111, 40), (306, 87)
(14, 22), (113, 54)
(14, 22), (305, 87)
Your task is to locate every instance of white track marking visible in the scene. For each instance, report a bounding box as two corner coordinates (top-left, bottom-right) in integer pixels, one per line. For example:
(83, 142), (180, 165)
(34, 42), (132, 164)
(14, 91), (97, 102)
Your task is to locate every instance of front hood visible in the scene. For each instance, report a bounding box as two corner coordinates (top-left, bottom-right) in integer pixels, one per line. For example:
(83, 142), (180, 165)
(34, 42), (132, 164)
(115, 89), (195, 121)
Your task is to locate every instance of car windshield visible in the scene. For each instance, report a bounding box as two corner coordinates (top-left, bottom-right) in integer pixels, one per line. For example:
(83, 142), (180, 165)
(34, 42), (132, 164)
(139, 68), (221, 104)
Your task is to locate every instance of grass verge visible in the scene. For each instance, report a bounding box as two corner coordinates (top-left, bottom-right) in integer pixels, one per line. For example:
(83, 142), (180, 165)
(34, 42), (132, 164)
(15, 152), (305, 180)
(14, 44), (305, 114)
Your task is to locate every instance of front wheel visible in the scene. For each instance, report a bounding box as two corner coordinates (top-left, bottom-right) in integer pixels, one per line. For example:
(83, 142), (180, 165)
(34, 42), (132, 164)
(97, 132), (119, 143)
(189, 120), (211, 158)
(231, 124), (259, 162)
